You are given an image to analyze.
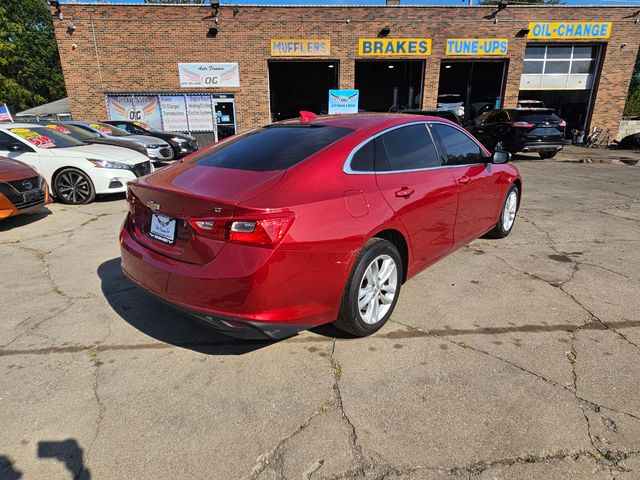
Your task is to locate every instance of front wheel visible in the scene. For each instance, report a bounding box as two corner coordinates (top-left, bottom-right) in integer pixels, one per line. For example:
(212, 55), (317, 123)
(334, 238), (403, 337)
(485, 184), (519, 239)
(539, 151), (558, 159)
(54, 168), (96, 205)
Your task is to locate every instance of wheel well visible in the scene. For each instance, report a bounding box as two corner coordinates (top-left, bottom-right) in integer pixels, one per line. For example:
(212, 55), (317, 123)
(374, 229), (409, 283)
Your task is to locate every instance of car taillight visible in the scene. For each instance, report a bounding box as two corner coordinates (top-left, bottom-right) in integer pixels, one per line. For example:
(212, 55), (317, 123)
(512, 121), (534, 128)
(188, 214), (294, 247)
(558, 121), (566, 128)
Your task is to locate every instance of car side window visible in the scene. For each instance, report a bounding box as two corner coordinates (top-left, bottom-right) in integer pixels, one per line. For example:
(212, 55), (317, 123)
(376, 124), (440, 172)
(350, 139), (374, 172)
(430, 123), (486, 166)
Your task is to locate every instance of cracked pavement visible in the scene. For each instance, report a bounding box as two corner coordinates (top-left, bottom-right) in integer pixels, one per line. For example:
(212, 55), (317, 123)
(1, 157), (640, 480)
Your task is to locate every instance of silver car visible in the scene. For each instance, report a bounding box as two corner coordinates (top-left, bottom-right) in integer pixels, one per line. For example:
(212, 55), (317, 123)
(66, 121), (175, 162)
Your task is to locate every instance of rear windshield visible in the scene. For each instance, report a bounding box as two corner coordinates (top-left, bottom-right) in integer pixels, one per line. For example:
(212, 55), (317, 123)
(187, 125), (353, 171)
(513, 110), (562, 123)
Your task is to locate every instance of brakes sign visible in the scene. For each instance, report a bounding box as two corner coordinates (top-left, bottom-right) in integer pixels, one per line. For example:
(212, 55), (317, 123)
(10, 128), (55, 149)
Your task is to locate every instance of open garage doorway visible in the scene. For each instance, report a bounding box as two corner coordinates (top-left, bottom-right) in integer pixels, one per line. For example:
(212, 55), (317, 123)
(437, 60), (507, 122)
(355, 60), (425, 112)
(268, 61), (339, 121)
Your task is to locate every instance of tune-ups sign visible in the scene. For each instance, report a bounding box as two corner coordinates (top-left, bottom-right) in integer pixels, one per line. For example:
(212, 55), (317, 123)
(328, 90), (359, 115)
(446, 39), (508, 56)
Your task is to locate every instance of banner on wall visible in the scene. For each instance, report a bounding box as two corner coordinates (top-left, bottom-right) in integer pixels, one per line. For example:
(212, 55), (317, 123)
(186, 95), (215, 132)
(178, 63), (240, 88)
(106, 93), (236, 133)
(159, 95), (189, 131)
(328, 90), (359, 115)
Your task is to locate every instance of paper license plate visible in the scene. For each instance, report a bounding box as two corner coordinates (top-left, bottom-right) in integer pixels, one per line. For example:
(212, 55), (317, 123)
(149, 213), (177, 244)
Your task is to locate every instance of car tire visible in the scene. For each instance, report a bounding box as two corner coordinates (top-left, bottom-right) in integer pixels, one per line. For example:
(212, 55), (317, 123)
(334, 238), (403, 337)
(485, 184), (519, 239)
(54, 168), (96, 205)
(539, 151), (557, 159)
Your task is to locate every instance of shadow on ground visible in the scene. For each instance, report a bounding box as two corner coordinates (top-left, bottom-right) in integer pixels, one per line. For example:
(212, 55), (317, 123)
(0, 208), (51, 232)
(98, 258), (279, 355)
(1, 438), (90, 480)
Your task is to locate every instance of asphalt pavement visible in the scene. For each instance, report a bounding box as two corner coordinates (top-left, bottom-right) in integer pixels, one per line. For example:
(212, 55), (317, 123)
(1, 150), (639, 480)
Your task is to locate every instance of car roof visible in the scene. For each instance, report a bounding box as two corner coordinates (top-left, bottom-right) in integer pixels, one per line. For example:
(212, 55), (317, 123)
(0, 122), (45, 129)
(274, 113), (457, 134)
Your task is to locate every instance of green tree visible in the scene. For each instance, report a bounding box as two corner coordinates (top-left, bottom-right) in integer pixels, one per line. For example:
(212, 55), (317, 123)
(623, 48), (640, 116)
(0, 0), (66, 113)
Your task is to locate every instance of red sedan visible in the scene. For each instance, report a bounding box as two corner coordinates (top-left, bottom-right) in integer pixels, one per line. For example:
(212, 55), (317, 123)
(120, 113), (521, 339)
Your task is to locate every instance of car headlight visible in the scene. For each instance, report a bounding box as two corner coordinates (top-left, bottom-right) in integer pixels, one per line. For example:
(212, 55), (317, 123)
(146, 144), (162, 149)
(88, 159), (131, 170)
(170, 136), (187, 143)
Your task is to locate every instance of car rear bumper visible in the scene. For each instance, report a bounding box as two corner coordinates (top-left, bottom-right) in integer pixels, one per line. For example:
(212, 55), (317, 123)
(519, 142), (564, 153)
(119, 215), (354, 336)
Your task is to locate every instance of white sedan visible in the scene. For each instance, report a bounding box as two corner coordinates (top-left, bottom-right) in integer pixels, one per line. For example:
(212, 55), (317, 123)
(0, 123), (153, 205)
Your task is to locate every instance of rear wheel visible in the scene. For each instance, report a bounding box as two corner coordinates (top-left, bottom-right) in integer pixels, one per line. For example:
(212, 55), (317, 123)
(334, 238), (402, 337)
(54, 168), (96, 205)
(485, 184), (519, 239)
(539, 151), (557, 159)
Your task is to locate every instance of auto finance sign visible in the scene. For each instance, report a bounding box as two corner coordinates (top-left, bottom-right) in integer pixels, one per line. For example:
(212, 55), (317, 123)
(358, 38), (431, 57)
(178, 63), (240, 88)
(328, 90), (359, 115)
(527, 22), (612, 40)
(446, 39), (508, 56)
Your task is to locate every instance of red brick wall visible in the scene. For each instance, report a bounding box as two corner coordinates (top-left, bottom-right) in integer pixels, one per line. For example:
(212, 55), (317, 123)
(52, 4), (640, 135)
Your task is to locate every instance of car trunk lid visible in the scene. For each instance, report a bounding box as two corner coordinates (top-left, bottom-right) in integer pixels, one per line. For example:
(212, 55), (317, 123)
(126, 162), (285, 265)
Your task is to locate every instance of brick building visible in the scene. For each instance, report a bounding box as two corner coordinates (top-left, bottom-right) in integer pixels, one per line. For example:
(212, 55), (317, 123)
(51, 2), (640, 143)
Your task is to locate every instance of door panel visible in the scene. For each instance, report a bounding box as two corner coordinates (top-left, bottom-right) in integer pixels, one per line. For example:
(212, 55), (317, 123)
(449, 164), (501, 245)
(377, 170), (458, 271)
(373, 125), (458, 273)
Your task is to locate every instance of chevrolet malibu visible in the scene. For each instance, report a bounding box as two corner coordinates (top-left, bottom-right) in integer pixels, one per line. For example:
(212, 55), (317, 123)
(121, 114), (522, 339)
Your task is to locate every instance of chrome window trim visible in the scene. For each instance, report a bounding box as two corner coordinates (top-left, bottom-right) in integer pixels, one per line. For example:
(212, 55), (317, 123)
(342, 120), (489, 175)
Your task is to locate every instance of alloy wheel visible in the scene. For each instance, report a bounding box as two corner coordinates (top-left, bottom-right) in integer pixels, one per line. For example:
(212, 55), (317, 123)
(358, 254), (398, 325)
(503, 190), (518, 231)
(56, 171), (92, 204)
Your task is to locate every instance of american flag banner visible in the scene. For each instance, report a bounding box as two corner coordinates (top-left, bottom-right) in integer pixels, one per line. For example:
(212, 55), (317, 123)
(0, 104), (12, 122)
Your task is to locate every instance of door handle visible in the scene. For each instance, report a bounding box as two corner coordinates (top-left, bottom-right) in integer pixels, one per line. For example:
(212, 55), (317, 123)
(394, 187), (415, 198)
(457, 175), (470, 185)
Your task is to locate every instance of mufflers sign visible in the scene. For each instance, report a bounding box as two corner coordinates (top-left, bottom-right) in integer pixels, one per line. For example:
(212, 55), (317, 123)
(358, 38), (432, 57)
(270, 39), (331, 56)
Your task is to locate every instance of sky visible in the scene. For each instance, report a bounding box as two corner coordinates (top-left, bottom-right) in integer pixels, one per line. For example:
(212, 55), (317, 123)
(60, 0), (640, 6)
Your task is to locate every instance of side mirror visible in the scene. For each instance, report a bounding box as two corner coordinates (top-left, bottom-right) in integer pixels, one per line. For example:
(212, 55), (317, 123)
(492, 150), (511, 164)
(7, 143), (26, 152)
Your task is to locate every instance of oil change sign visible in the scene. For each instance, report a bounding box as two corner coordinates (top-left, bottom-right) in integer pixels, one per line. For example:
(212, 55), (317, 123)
(527, 22), (612, 40)
(270, 39), (330, 56)
(446, 39), (508, 56)
(358, 38), (431, 57)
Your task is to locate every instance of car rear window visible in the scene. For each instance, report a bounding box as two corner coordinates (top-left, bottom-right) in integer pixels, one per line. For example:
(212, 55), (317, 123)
(513, 110), (562, 123)
(188, 125), (353, 171)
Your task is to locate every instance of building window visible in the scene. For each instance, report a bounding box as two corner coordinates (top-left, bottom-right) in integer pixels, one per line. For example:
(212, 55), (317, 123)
(520, 45), (598, 91)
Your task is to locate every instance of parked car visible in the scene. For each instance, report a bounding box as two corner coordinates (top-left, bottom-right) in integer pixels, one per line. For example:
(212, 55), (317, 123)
(437, 94), (465, 117)
(0, 123), (153, 205)
(66, 122), (175, 163)
(399, 109), (462, 125)
(0, 156), (50, 219)
(103, 121), (198, 159)
(120, 113), (522, 339)
(41, 122), (150, 158)
(467, 108), (566, 159)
